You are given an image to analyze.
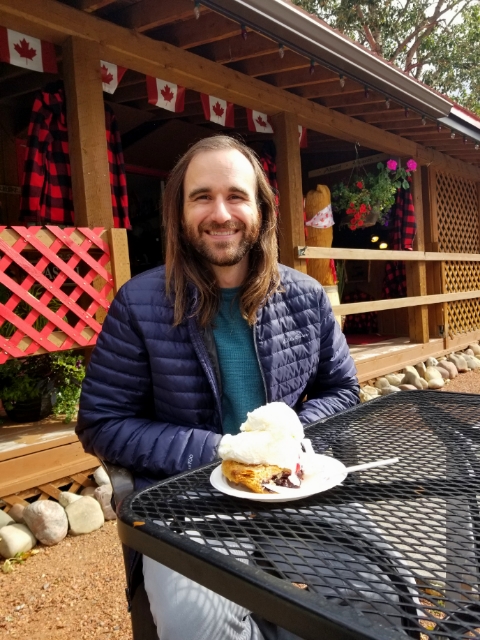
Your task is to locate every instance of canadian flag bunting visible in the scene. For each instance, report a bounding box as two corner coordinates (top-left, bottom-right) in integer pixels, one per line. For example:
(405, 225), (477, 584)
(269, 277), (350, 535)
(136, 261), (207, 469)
(246, 109), (274, 134)
(200, 94), (234, 127)
(0, 27), (57, 74)
(100, 60), (127, 94)
(298, 125), (308, 148)
(146, 76), (185, 113)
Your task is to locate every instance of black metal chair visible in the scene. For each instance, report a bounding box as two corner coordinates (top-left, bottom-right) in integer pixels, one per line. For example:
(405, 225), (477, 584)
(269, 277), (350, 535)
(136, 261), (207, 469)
(100, 460), (158, 640)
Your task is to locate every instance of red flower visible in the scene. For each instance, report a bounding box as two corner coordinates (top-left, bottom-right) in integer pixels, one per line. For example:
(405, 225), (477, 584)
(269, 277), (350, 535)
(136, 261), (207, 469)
(359, 203), (367, 213)
(357, 220), (364, 227)
(356, 181), (364, 189)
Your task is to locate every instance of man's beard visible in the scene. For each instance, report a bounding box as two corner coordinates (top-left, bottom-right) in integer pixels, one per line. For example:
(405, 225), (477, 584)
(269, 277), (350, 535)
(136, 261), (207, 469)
(182, 220), (261, 267)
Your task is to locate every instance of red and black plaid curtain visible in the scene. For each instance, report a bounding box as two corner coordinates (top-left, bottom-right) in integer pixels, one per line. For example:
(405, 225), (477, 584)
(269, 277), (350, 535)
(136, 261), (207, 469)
(19, 80), (130, 229)
(382, 185), (416, 298)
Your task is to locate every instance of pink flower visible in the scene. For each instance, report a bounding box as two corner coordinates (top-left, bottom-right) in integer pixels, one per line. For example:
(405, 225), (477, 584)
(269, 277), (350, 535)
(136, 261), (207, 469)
(406, 159), (417, 172)
(386, 159), (397, 171)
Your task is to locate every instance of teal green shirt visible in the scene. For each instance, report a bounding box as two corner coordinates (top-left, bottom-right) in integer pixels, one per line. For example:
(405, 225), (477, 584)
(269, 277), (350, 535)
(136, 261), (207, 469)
(212, 287), (266, 435)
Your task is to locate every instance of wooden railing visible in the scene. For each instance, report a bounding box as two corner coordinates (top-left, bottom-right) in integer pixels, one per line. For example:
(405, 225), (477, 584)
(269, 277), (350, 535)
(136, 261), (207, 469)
(0, 226), (130, 363)
(297, 246), (480, 317)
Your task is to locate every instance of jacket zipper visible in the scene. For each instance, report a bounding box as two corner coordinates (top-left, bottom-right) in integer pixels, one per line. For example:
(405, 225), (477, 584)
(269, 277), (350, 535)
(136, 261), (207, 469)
(253, 324), (269, 402)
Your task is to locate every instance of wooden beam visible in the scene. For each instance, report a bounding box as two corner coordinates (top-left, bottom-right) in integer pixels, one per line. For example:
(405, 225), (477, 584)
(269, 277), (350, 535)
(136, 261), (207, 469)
(111, 0), (207, 32)
(228, 49), (308, 78)
(1, 0), (479, 181)
(153, 13), (241, 49)
(320, 91), (386, 109)
(308, 153), (388, 178)
(294, 82), (363, 100)
(62, 37), (113, 228)
(192, 32), (278, 64)
(339, 103), (403, 117)
(406, 169), (429, 343)
(67, 0), (116, 11)
(298, 246), (480, 262)
(260, 66), (336, 89)
(272, 112), (306, 273)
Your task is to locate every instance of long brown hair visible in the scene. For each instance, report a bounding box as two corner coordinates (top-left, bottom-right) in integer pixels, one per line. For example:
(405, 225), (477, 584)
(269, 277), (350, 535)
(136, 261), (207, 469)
(163, 135), (281, 327)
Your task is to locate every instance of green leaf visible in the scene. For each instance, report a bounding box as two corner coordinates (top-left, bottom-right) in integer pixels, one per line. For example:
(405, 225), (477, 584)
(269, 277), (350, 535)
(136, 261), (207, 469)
(402, 180), (410, 189)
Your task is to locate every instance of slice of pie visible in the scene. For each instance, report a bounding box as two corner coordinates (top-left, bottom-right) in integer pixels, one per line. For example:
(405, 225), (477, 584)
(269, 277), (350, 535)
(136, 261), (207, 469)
(221, 459), (304, 494)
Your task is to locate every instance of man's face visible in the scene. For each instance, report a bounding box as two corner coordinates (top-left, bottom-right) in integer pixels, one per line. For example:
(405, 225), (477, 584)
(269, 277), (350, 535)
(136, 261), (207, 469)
(182, 148), (261, 269)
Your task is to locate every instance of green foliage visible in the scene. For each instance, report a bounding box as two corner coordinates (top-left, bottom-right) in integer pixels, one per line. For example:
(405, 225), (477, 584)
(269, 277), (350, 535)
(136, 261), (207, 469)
(332, 158), (416, 229)
(0, 351), (85, 424)
(292, 0), (480, 113)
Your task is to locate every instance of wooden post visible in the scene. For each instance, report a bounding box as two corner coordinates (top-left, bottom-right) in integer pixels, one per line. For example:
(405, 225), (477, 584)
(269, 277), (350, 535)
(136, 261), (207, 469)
(108, 228), (131, 294)
(272, 112), (307, 273)
(62, 37), (114, 229)
(405, 169), (429, 343)
(422, 165), (445, 340)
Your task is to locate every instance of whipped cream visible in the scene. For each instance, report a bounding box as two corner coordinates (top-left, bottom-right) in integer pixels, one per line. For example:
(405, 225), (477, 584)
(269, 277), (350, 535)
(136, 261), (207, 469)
(218, 402), (305, 471)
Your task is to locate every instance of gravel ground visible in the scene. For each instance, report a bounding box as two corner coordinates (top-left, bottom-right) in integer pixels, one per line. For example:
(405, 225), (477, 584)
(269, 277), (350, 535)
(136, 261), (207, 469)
(1, 369), (480, 640)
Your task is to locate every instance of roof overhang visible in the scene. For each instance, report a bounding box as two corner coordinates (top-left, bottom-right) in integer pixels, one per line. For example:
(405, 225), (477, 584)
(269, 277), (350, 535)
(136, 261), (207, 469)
(202, 0), (452, 120)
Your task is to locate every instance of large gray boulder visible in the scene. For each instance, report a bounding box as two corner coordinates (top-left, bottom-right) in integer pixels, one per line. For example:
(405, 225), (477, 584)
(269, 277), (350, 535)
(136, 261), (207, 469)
(23, 501), (68, 546)
(65, 496), (105, 535)
(59, 492), (82, 508)
(0, 524), (36, 558)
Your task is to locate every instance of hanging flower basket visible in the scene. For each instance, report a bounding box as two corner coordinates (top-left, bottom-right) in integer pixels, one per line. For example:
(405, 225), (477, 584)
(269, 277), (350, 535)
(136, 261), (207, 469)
(332, 159), (417, 230)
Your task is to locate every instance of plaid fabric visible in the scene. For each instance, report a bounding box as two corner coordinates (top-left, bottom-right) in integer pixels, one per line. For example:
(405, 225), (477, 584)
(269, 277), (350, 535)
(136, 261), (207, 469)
(342, 290), (378, 334)
(382, 186), (416, 298)
(20, 81), (130, 229)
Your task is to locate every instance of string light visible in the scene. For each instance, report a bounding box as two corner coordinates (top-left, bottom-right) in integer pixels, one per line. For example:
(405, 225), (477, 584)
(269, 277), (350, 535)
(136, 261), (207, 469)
(364, 86), (370, 98)
(421, 115), (427, 126)
(278, 43), (285, 58)
(437, 123), (442, 132)
(370, 235), (379, 243)
(476, 144), (479, 150)
(193, 0), (201, 19)
(241, 24), (248, 40)
(379, 242), (388, 250)
(450, 131), (456, 139)
(385, 97), (391, 109)
(339, 74), (345, 88)
(464, 136), (469, 144)
(309, 59), (315, 75)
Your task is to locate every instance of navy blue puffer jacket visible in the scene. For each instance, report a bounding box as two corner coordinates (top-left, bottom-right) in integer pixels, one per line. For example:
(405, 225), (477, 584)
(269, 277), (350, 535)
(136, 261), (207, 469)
(77, 264), (359, 486)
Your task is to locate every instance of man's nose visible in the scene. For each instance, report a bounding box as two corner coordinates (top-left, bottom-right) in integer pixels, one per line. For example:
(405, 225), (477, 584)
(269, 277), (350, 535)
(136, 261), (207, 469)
(210, 197), (231, 223)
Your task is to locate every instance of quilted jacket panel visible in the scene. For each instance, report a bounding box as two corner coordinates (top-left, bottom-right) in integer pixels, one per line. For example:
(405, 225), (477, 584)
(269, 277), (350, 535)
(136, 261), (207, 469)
(76, 264), (359, 484)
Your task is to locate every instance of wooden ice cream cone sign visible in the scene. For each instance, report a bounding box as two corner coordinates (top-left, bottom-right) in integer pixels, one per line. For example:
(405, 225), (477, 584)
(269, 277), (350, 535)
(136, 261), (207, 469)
(304, 185), (336, 286)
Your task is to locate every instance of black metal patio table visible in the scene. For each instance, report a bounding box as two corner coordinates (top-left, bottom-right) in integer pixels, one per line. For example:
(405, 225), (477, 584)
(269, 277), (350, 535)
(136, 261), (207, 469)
(117, 391), (480, 640)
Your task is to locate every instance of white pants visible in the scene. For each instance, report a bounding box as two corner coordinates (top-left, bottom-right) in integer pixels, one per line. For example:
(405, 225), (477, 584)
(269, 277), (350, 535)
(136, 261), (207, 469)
(143, 556), (266, 640)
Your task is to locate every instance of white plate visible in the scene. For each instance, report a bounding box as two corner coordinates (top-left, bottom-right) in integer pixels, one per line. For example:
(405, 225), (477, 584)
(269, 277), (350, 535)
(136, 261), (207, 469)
(209, 455), (348, 502)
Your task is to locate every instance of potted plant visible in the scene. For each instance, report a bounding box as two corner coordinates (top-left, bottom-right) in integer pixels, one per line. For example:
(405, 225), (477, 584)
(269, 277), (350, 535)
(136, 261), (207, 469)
(332, 158), (417, 230)
(0, 351), (85, 424)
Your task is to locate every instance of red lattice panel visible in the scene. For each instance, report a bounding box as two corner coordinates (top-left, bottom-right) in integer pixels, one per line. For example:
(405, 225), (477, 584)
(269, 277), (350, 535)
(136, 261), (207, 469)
(0, 226), (113, 364)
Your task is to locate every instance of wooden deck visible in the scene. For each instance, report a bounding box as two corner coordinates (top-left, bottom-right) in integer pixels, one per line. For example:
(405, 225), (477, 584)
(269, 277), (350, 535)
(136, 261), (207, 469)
(0, 415), (98, 507)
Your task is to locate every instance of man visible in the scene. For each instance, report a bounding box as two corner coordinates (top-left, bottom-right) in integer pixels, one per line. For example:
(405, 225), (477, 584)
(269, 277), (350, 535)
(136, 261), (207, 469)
(77, 135), (359, 640)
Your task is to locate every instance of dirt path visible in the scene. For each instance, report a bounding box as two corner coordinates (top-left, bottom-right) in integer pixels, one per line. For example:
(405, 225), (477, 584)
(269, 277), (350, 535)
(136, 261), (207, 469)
(2, 369), (480, 639)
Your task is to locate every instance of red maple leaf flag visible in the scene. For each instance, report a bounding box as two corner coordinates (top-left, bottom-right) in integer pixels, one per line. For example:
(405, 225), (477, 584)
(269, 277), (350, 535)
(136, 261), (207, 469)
(0, 27), (57, 73)
(298, 125), (308, 148)
(100, 60), (127, 94)
(246, 109), (274, 134)
(200, 94), (234, 127)
(146, 76), (185, 113)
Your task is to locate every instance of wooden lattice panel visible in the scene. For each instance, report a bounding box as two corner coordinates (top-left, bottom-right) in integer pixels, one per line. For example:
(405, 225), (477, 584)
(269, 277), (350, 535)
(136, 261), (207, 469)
(0, 226), (113, 363)
(436, 173), (480, 337)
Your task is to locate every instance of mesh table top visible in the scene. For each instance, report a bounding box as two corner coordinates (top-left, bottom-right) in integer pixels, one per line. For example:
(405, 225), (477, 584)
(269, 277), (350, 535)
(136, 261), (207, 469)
(118, 391), (480, 640)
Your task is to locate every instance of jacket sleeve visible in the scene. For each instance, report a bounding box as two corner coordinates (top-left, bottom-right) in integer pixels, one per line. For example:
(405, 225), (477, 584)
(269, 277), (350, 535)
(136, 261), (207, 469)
(76, 287), (221, 478)
(297, 287), (360, 425)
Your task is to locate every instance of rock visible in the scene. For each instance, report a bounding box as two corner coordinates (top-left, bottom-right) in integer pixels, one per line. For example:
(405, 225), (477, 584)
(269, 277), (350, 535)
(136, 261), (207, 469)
(94, 485), (116, 521)
(403, 371), (421, 386)
(436, 360), (458, 379)
(435, 366), (450, 380)
(0, 509), (14, 529)
(448, 353), (468, 373)
(398, 384), (417, 391)
(362, 385), (380, 397)
(0, 524), (36, 558)
(65, 496), (105, 535)
(428, 377), (444, 389)
(425, 357), (438, 367)
(468, 343), (480, 356)
(93, 466), (111, 487)
(411, 377), (426, 390)
(425, 366), (443, 382)
(464, 349), (474, 357)
(81, 486), (96, 497)
(403, 365), (420, 378)
(464, 355), (480, 370)
(385, 373), (404, 387)
(359, 389), (375, 403)
(380, 385), (401, 395)
(23, 501), (68, 547)
(59, 492), (83, 508)
(7, 504), (25, 524)
(418, 377), (429, 389)
(374, 377), (390, 390)
(415, 362), (427, 378)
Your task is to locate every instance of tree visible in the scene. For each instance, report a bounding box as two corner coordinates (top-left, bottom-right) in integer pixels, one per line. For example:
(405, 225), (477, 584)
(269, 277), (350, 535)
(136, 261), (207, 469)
(293, 0), (480, 113)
